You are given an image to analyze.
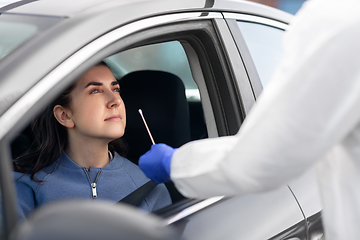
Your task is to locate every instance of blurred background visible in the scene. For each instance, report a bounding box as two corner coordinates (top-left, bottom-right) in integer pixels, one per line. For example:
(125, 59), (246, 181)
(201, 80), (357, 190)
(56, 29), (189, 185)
(247, 0), (306, 14)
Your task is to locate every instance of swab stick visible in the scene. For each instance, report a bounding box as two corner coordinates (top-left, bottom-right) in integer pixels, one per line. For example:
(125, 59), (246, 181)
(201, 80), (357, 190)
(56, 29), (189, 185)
(138, 109), (155, 145)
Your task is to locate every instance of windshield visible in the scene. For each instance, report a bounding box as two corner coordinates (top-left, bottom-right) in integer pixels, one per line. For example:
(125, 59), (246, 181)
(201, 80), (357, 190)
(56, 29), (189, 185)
(0, 13), (61, 61)
(0, 20), (37, 60)
(0, 13), (61, 116)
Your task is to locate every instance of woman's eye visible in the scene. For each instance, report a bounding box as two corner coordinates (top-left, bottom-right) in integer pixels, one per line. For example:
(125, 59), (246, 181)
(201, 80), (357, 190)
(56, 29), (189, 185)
(90, 89), (100, 94)
(113, 88), (121, 93)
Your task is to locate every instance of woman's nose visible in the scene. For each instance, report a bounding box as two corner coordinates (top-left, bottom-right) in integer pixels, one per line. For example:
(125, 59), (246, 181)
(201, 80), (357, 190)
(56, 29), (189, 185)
(107, 91), (122, 108)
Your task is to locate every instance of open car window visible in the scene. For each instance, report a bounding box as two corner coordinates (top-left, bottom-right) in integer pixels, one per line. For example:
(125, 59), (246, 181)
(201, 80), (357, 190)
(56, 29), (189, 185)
(10, 38), (213, 205)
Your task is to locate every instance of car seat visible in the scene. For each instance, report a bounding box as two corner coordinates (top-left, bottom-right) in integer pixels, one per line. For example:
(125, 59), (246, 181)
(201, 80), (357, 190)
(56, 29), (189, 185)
(119, 70), (191, 202)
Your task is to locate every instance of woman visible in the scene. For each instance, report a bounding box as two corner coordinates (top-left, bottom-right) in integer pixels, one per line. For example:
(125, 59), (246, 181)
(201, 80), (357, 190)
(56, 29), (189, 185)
(14, 62), (172, 220)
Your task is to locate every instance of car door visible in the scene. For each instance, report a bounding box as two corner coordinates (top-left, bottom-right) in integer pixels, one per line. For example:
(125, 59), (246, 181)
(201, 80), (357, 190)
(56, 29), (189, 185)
(0, 7), (307, 240)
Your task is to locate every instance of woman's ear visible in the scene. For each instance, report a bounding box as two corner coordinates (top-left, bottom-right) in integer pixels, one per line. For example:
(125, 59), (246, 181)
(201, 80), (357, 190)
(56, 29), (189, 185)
(53, 105), (74, 128)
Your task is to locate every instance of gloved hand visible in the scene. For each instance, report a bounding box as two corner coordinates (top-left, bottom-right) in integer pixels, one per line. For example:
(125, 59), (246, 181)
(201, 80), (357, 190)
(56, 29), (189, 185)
(139, 143), (175, 184)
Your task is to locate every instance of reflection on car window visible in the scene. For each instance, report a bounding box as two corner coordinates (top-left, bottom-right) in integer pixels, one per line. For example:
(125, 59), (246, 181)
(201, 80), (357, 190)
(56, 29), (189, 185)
(236, 21), (285, 87)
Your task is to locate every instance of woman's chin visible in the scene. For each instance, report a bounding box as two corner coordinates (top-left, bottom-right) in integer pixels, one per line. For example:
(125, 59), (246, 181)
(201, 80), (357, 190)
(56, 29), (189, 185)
(108, 132), (125, 141)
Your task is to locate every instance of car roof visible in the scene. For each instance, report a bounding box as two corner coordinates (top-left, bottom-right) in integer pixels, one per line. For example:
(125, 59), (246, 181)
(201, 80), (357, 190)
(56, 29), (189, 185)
(2, 0), (291, 22)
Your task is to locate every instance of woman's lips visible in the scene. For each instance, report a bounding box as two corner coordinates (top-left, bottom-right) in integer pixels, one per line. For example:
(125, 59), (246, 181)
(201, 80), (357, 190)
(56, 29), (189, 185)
(105, 114), (122, 121)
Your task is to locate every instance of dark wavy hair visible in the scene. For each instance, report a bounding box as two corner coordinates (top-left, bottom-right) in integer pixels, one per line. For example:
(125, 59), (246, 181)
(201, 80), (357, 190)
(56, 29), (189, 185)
(14, 63), (128, 181)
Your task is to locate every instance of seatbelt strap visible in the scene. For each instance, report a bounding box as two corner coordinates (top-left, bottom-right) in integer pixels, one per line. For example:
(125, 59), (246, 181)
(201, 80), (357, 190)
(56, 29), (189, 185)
(118, 180), (157, 206)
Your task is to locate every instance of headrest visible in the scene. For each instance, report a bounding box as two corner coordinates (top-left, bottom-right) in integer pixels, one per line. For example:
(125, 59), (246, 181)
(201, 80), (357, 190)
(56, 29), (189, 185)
(119, 70), (191, 164)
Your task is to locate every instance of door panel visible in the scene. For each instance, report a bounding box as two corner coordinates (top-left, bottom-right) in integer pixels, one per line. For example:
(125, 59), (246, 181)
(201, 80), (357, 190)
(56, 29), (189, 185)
(176, 185), (306, 240)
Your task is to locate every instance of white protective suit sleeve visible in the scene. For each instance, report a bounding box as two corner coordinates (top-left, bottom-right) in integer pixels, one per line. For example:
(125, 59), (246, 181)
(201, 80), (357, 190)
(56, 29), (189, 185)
(170, 0), (360, 199)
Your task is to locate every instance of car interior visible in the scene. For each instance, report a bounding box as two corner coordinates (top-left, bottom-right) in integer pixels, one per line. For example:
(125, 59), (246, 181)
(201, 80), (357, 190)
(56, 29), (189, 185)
(119, 69), (197, 202)
(10, 40), (208, 204)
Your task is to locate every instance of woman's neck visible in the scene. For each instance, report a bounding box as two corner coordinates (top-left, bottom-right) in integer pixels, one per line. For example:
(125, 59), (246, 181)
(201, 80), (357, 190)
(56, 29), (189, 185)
(65, 140), (110, 170)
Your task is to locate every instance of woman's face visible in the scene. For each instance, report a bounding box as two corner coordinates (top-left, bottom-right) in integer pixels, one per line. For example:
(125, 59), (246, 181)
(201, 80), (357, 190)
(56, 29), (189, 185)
(66, 65), (126, 142)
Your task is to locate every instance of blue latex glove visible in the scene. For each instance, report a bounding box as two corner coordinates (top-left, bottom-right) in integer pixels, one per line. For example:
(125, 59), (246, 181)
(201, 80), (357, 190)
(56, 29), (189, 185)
(139, 143), (175, 184)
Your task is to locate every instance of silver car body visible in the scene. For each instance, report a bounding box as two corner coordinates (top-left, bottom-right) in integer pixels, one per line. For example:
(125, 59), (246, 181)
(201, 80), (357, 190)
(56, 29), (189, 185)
(0, 0), (323, 239)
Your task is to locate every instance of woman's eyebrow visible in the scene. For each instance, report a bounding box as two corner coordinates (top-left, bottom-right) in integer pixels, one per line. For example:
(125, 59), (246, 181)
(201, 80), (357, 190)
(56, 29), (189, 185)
(84, 81), (102, 88)
(111, 81), (119, 86)
(84, 81), (119, 88)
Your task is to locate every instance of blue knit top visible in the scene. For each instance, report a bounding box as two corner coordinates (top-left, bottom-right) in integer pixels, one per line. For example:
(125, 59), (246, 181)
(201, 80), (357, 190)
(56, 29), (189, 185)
(14, 151), (172, 220)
